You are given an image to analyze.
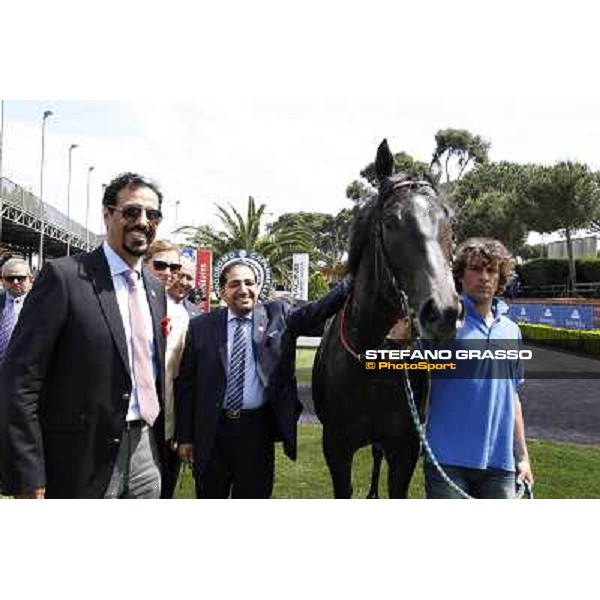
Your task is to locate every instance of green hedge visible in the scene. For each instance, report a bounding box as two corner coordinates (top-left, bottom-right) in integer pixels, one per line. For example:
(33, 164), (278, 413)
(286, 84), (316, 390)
(519, 258), (600, 291)
(520, 323), (600, 356)
(519, 259), (569, 289)
(575, 258), (600, 283)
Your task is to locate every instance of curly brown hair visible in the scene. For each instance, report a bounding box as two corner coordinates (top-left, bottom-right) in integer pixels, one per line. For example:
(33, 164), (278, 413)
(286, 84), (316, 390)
(453, 238), (515, 294)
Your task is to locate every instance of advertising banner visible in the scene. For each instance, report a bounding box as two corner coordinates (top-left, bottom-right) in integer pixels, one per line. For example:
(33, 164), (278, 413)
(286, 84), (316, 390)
(508, 302), (595, 330)
(196, 249), (212, 314)
(291, 253), (309, 301)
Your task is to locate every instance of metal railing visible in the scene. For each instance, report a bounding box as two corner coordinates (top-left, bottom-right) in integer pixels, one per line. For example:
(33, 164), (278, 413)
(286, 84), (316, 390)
(0, 176), (103, 248)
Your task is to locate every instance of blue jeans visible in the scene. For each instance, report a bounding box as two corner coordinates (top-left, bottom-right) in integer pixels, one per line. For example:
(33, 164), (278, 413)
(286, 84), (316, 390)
(424, 461), (516, 499)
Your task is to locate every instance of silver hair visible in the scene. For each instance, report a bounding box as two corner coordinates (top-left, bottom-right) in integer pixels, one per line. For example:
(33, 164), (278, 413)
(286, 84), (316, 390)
(2, 258), (31, 277)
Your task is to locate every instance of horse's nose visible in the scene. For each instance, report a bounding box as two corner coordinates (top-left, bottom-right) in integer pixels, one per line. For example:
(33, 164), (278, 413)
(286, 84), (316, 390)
(420, 298), (459, 328)
(419, 297), (440, 325)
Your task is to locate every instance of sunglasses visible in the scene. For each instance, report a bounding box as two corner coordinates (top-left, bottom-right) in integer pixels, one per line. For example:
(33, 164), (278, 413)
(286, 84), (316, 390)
(3, 275), (28, 283)
(108, 204), (163, 224)
(153, 260), (182, 273)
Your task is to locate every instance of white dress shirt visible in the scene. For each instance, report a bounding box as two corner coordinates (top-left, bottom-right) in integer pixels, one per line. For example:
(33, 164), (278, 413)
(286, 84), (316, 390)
(103, 242), (157, 421)
(226, 309), (264, 409)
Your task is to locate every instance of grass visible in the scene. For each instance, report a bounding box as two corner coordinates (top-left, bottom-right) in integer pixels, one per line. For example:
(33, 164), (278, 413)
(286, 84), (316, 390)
(175, 424), (600, 499)
(295, 348), (316, 385)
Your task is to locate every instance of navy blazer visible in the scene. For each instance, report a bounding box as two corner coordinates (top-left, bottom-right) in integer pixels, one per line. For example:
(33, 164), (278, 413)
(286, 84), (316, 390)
(183, 298), (203, 319)
(0, 247), (167, 498)
(175, 279), (352, 477)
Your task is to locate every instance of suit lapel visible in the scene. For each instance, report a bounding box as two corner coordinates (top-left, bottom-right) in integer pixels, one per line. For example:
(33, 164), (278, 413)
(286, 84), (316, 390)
(252, 303), (269, 386)
(142, 269), (166, 387)
(252, 303), (268, 349)
(87, 247), (131, 377)
(217, 308), (228, 372)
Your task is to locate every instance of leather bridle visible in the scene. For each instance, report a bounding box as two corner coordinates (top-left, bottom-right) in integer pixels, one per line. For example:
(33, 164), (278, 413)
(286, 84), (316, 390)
(339, 177), (434, 363)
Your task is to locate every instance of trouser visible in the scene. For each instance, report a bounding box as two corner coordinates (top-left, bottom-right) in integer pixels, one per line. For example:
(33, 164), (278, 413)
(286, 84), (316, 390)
(104, 422), (162, 499)
(195, 405), (275, 499)
(424, 461), (516, 499)
(160, 441), (182, 499)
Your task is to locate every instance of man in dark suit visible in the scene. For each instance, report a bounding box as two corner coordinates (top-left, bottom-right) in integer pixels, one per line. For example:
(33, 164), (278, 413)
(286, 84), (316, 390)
(0, 172), (167, 499)
(0, 258), (33, 365)
(176, 259), (352, 499)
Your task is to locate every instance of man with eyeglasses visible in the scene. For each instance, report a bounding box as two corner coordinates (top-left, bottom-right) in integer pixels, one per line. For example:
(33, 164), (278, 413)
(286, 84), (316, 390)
(176, 259), (353, 499)
(0, 172), (168, 499)
(0, 258), (32, 365)
(144, 240), (201, 498)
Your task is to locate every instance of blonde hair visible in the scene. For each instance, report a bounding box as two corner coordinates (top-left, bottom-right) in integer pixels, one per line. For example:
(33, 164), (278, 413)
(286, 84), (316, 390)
(144, 239), (180, 262)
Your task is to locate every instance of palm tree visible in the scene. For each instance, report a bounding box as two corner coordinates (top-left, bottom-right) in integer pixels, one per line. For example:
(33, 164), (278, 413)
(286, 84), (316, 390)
(179, 196), (311, 286)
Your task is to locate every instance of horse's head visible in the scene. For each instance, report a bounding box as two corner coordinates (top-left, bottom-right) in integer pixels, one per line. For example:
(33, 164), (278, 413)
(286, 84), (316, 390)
(372, 139), (459, 341)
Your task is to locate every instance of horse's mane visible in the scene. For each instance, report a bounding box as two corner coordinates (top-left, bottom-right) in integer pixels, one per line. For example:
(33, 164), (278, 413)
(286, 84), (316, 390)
(346, 196), (377, 276)
(346, 171), (441, 276)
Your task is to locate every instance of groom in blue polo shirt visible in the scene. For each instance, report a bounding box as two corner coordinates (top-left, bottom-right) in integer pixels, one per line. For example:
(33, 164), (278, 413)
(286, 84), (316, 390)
(425, 238), (534, 499)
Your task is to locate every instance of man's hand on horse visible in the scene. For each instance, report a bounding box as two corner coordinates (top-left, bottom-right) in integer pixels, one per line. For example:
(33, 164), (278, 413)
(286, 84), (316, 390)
(386, 317), (411, 341)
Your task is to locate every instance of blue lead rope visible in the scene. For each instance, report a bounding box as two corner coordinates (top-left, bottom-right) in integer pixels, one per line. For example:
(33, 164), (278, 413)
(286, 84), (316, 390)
(400, 371), (533, 500)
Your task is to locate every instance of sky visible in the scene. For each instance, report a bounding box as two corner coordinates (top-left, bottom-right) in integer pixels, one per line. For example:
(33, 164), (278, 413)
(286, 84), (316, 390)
(2, 0), (600, 247)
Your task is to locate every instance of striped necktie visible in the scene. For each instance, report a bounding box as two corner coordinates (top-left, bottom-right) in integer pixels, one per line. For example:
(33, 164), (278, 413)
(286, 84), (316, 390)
(123, 270), (160, 426)
(0, 297), (19, 364)
(224, 317), (248, 413)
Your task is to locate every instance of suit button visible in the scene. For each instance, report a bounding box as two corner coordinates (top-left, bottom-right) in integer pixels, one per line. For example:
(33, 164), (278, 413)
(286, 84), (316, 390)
(122, 393), (130, 401)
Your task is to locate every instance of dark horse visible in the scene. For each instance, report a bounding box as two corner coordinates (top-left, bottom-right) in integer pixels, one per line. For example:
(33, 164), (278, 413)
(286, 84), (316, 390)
(312, 139), (459, 498)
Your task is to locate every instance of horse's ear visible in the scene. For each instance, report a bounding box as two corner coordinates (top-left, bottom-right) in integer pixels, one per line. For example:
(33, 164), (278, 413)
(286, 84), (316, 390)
(375, 139), (394, 181)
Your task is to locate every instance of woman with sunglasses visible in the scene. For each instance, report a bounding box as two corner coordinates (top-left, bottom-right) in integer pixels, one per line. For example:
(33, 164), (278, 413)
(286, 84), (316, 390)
(144, 240), (201, 498)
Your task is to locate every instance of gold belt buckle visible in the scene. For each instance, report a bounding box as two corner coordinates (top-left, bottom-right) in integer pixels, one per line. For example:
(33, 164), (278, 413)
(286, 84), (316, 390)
(226, 410), (241, 420)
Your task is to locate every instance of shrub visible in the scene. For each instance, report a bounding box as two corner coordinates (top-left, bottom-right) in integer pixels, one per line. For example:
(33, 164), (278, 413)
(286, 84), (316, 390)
(519, 259), (568, 290)
(520, 323), (600, 356)
(575, 258), (600, 283)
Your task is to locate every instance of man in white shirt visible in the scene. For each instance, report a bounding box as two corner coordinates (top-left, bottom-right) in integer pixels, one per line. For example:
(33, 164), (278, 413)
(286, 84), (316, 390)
(0, 173), (168, 499)
(0, 258), (33, 364)
(144, 241), (200, 498)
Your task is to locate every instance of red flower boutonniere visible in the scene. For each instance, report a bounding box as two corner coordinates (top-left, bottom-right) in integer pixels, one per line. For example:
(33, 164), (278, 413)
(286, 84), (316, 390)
(161, 316), (172, 337)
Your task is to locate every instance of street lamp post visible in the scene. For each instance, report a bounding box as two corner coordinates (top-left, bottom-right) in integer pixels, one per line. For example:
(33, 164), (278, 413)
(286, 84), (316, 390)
(38, 109), (53, 267)
(66, 143), (79, 256)
(85, 165), (95, 251)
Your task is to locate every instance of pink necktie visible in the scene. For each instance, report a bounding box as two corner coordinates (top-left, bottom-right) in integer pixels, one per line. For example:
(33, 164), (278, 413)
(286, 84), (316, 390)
(123, 270), (160, 426)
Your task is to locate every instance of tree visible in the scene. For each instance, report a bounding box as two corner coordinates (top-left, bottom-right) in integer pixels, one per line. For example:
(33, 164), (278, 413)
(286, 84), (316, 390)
(182, 196), (311, 287)
(350, 150), (433, 193)
(452, 161), (533, 208)
(454, 191), (528, 254)
(308, 270), (329, 300)
(268, 209), (353, 270)
(449, 161), (534, 253)
(432, 128), (490, 182)
(345, 179), (376, 204)
(519, 162), (600, 291)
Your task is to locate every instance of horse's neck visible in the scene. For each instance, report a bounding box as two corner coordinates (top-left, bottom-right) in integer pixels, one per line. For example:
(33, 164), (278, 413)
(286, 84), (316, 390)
(348, 254), (398, 351)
